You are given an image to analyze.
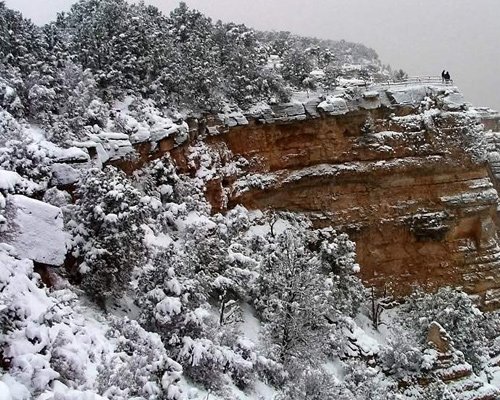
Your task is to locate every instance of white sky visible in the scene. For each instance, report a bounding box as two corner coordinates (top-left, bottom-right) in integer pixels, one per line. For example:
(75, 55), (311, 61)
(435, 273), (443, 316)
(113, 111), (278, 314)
(6, 0), (500, 111)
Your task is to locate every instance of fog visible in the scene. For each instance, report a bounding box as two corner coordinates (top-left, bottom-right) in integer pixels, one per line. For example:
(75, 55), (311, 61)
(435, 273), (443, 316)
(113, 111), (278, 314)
(6, 0), (500, 111)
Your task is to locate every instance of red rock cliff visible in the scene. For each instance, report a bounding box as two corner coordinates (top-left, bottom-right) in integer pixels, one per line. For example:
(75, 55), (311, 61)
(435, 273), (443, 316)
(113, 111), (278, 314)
(114, 84), (500, 308)
(199, 86), (500, 309)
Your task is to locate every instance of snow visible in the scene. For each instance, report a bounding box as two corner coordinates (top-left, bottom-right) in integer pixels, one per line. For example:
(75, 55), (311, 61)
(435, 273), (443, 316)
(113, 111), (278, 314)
(344, 322), (381, 357)
(0, 170), (23, 192)
(155, 297), (182, 324)
(31, 138), (90, 163)
(363, 91), (379, 99)
(241, 303), (261, 345)
(442, 91), (466, 111)
(0, 382), (12, 400)
(176, 210), (218, 232)
(246, 217), (295, 238)
(95, 131), (129, 140)
(1, 375), (29, 400)
(4, 195), (67, 266)
(143, 225), (173, 249)
(252, 381), (276, 400)
(337, 77), (367, 87)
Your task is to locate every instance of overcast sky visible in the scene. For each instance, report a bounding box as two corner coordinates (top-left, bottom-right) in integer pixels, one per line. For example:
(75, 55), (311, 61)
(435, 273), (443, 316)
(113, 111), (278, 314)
(6, 0), (500, 111)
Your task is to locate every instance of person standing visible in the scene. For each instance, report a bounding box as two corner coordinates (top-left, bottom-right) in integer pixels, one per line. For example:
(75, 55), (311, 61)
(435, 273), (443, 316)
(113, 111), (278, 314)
(444, 71), (451, 84)
(441, 70), (446, 83)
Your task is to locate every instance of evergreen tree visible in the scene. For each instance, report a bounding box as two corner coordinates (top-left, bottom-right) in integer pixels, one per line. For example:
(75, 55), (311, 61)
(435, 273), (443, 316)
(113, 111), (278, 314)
(280, 47), (314, 89)
(70, 166), (151, 306)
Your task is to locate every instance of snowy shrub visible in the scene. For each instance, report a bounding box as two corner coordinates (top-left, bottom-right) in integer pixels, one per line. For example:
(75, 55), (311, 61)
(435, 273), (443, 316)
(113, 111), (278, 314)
(378, 329), (424, 381)
(343, 361), (399, 400)
(0, 139), (53, 194)
(137, 246), (209, 345)
(255, 228), (333, 366)
(0, 110), (24, 146)
(280, 47), (314, 89)
(43, 187), (72, 208)
(254, 216), (363, 369)
(137, 207), (260, 392)
(0, 251), (90, 395)
(0, 247), (186, 399)
(275, 365), (344, 400)
(98, 317), (185, 400)
(317, 228), (364, 318)
(398, 287), (488, 371)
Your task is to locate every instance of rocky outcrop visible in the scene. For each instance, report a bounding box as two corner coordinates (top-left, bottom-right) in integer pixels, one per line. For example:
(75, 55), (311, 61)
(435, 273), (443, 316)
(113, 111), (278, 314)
(199, 86), (500, 308)
(476, 107), (500, 133)
(103, 84), (500, 308)
(423, 322), (499, 399)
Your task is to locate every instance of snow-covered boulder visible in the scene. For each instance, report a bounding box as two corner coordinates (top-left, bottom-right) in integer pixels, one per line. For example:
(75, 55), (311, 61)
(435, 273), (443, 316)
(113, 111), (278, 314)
(386, 85), (428, 105)
(0, 170), (23, 193)
(3, 195), (66, 266)
(50, 163), (81, 186)
(86, 131), (135, 161)
(318, 96), (349, 115)
(441, 91), (466, 111)
(271, 101), (306, 120)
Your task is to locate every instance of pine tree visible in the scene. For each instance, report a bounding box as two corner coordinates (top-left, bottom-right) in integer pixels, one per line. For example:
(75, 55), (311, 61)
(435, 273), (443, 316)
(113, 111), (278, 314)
(70, 166), (151, 306)
(256, 228), (332, 366)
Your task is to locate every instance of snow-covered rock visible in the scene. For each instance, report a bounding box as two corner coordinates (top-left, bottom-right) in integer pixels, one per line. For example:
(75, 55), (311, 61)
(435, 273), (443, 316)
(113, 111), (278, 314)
(217, 107), (249, 127)
(74, 140), (109, 166)
(386, 85), (428, 105)
(38, 141), (90, 163)
(50, 163), (81, 186)
(303, 98), (321, 117)
(318, 96), (349, 115)
(86, 130), (135, 161)
(441, 91), (466, 111)
(4, 195), (66, 266)
(271, 101), (306, 120)
(0, 170), (23, 192)
(0, 381), (12, 400)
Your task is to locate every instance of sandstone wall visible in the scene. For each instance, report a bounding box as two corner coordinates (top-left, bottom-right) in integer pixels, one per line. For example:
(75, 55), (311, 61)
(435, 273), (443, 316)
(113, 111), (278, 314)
(108, 85), (500, 308)
(201, 90), (500, 309)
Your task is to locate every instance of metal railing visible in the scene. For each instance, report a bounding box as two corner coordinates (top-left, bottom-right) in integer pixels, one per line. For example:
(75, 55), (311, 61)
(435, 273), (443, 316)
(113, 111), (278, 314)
(374, 75), (454, 87)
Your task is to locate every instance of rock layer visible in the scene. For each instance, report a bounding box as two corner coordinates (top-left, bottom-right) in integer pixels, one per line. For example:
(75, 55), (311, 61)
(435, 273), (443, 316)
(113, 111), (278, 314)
(200, 86), (500, 308)
(106, 85), (500, 308)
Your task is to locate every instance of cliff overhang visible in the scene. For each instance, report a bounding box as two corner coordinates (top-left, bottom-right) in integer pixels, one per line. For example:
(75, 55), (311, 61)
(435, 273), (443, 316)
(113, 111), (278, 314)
(109, 84), (500, 309)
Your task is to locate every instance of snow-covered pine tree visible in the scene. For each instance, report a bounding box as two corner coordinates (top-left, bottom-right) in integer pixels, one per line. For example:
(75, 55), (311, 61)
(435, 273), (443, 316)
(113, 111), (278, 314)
(69, 166), (151, 307)
(255, 226), (332, 367)
(168, 2), (221, 109)
(280, 47), (314, 89)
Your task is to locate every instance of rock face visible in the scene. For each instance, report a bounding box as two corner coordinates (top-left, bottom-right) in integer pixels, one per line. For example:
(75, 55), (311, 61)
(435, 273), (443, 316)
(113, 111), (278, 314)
(197, 86), (500, 309)
(107, 84), (500, 308)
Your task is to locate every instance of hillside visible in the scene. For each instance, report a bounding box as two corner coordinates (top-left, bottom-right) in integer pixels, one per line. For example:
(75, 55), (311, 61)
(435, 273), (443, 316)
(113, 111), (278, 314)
(2, 1), (500, 400)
